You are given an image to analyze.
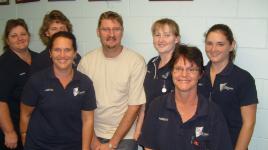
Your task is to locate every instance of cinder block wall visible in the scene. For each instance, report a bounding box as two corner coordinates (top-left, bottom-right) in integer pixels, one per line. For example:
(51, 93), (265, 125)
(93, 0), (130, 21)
(0, 0), (267, 149)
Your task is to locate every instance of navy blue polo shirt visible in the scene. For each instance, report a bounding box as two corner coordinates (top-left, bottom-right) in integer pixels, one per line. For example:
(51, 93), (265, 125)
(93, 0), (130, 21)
(138, 92), (233, 150)
(30, 48), (81, 74)
(21, 68), (96, 150)
(0, 48), (37, 131)
(198, 62), (258, 146)
(144, 56), (174, 112)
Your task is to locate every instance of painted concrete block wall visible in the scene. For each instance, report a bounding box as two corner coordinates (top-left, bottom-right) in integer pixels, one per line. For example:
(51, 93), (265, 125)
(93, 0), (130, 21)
(0, 0), (268, 149)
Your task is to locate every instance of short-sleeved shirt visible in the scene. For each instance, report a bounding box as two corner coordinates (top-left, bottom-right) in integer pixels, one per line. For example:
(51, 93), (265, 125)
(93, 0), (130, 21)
(198, 62), (258, 146)
(21, 68), (96, 150)
(144, 56), (174, 112)
(0, 48), (38, 131)
(78, 47), (146, 139)
(138, 92), (233, 150)
(30, 48), (81, 74)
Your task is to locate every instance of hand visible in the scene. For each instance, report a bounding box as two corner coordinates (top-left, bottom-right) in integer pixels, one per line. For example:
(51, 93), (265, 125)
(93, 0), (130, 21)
(133, 130), (141, 141)
(91, 137), (101, 150)
(4, 131), (18, 149)
(99, 143), (111, 150)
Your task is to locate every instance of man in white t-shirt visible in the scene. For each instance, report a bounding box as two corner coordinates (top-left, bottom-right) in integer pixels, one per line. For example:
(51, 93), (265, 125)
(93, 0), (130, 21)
(78, 11), (146, 150)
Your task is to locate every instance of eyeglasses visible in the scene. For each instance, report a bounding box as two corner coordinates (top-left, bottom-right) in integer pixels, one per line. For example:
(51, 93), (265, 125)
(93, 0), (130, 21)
(99, 27), (122, 33)
(8, 33), (28, 39)
(173, 67), (200, 74)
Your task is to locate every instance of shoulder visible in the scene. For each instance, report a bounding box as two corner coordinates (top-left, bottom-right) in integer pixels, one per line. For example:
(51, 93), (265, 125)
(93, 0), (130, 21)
(76, 71), (93, 84)
(123, 47), (145, 62)
(232, 64), (254, 80)
(150, 93), (171, 111)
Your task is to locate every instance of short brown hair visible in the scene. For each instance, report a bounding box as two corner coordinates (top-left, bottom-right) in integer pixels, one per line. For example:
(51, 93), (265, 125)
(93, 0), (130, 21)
(151, 18), (180, 37)
(98, 11), (123, 28)
(39, 10), (72, 45)
(2, 18), (30, 49)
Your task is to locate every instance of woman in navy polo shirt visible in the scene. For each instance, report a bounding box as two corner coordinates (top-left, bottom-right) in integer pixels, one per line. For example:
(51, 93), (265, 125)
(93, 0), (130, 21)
(0, 18), (38, 150)
(198, 24), (258, 149)
(138, 44), (232, 150)
(20, 31), (96, 150)
(135, 18), (180, 140)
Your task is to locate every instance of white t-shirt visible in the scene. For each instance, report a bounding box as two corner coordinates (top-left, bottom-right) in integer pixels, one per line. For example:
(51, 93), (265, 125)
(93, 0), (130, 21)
(78, 47), (146, 139)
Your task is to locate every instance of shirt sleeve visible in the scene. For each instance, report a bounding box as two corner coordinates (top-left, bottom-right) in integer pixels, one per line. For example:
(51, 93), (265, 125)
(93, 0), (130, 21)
(80, 76), (97, 111)
(0, 70), (15, 102)
(128, 56), (147, 105)
(238, 72), (258, 106)
(138, 101), (158, 149)
(21, 76), (40, 106)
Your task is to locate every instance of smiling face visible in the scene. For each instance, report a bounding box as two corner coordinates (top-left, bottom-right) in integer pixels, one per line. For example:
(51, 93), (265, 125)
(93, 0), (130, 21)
(172, 57), (201, 93)
(50, 36), (76, 72)
(153, 24), (179, 55)
(97, 19), (123, 50)
(205, 31), (235, 65)
(6, 25), (30, 52)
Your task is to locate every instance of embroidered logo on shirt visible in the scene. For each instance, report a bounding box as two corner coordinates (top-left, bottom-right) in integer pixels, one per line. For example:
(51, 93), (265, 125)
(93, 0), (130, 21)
(198, 83), (203, 86)
(73, 87), (86, 96)
(158, 117), (168, 121)
(44, 88), (54, 92)
(19, 72), (26, 76)
(73, 87), (79, 96)
(195, 126), (209, 137)
(219, 83), (234, 92)
(195, 127), (204, 137)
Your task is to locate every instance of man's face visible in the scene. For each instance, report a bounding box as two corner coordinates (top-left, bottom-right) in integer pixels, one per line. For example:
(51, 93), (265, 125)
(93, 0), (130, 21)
(97, 19), (123, 50)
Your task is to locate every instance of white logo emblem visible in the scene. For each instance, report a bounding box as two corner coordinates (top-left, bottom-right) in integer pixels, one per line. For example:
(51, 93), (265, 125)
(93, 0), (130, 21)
(44, 88), (54, 92)
(220, 83), (234, 92)
(19, 72), (26, 76)
(158, 117), (168, 121)
(195, 126), (204, 137)
(73, 87), (79, 96)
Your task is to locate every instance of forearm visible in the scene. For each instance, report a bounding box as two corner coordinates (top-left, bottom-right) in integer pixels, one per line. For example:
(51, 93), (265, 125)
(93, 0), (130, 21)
(0, 102), (16, 134)
(235, 104), (257, 150)
(20, 103), (34, 145)
(82, 111), (94, 150)
(134, 104), (145, 140)
(109, 105), (141, 147)
(235, 122), (255, 150)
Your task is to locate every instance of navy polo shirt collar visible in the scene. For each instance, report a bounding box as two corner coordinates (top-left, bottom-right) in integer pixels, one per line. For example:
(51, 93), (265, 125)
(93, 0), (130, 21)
(47, 67), (80, 82)
(205, 61), (234, 77)
(165, 92), (209, 118)
(152, 56), (172, 69)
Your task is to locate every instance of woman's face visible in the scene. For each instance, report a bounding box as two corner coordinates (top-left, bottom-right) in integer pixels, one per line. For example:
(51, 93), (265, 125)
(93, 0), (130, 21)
(172, 57), (201, 93)
(205, 31), (234, 65)
(45, 21), (68, 38)
(6, 26), (30, 52)
(50, 37), (76, 72)
(153, 24), (179, 55)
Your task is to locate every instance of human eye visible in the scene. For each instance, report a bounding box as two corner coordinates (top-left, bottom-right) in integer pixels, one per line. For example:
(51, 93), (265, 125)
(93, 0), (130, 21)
(113, 27), (121, 32)
(100, 28), (109, 32)
(174, 67), (183, 73)
(9, 34), (17, 38)
(154, 33), (161, 37)
(163, 33), (171, 38)
(20, 33), (28, 37)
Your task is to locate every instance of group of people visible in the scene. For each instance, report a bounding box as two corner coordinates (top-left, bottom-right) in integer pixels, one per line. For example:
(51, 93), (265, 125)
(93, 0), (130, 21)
(0, 9), (258, 150)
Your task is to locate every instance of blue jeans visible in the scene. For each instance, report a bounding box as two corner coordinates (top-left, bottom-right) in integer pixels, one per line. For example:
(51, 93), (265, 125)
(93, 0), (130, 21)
(98, 137), (138, 150)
